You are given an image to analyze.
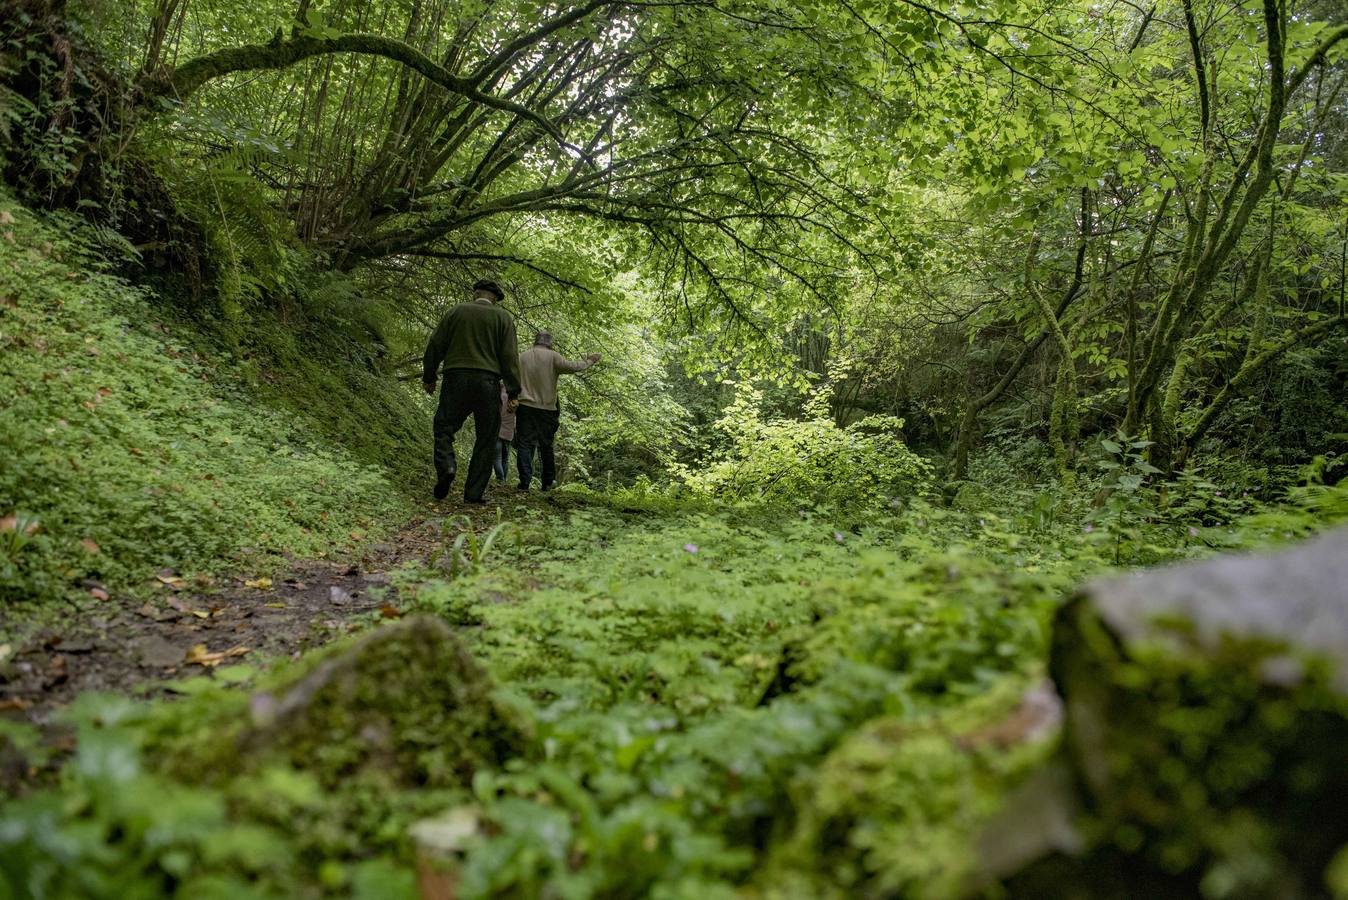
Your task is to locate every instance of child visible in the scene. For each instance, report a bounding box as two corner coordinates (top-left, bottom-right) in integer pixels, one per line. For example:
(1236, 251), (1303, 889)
(494, 383), (516, 481)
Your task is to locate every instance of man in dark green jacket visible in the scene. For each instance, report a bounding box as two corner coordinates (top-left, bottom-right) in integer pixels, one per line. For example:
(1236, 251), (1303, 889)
(422, 279), (522, 503)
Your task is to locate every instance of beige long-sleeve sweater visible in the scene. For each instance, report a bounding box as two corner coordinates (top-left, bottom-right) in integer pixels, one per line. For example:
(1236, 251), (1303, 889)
(517, 346), (593, 411)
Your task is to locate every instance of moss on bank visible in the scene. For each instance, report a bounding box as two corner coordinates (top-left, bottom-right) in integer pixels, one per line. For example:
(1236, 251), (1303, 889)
(0, 193), (419, 614)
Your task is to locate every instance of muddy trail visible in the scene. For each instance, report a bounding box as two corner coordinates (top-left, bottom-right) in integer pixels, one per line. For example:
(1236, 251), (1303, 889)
(0, 503), (511, 726)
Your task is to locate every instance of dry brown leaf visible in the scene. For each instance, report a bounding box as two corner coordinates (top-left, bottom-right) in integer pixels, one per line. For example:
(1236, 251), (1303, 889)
(80, 537), (100, 554)
(0, 698), (32, 711)
(88, 587), (110, 601)
(379, 604), (402, 620)
(184, 644), (250, 668)
(0, 210), (14, 225)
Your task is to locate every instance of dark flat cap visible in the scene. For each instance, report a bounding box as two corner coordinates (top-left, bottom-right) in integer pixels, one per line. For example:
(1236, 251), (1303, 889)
(472, 279), (504, 300)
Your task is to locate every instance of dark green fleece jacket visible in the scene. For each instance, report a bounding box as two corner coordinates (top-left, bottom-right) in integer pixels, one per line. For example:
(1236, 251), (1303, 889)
(422, 299), (522, 397)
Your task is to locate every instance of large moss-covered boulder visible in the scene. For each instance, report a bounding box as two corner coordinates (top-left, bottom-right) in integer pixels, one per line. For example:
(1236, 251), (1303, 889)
(233, 615), (531, 789)
(998, 528), (1348, 898)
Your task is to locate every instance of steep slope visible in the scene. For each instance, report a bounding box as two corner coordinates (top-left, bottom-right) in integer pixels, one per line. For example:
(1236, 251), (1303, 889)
(0, 194), (421, 618)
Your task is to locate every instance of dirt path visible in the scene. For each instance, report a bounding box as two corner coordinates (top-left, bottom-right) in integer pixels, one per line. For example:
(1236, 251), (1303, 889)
(0, 510), (473, 725)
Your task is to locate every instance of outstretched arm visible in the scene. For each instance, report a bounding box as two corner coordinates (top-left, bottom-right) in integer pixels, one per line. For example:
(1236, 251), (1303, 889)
(555, 351), (600, 374)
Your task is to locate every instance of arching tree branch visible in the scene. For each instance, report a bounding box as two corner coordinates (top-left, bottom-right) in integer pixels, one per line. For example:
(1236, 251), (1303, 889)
(138, 30), (585, 158)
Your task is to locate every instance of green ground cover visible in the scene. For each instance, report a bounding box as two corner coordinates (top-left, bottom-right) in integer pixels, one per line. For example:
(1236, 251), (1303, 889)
(0, 195), (420, 616)
(5, 468), (1343, 898)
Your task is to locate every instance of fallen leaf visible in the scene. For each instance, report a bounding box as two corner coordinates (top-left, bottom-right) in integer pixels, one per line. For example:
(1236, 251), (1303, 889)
(244, 577), (273, 590)
(184, 644), (251, 668)
(80, 537), (100, 554)
(380, 604), (402, 619)
(191, 609), (210, 619)
(88, 587), (110, 601)
(0, 698), (32, 711)
(96, 387), (112, 398)
(265, 602), (287, 609)
(0, 643), (11, 665)
(0, 210), (13, 225)
(155, 570), (187, 589)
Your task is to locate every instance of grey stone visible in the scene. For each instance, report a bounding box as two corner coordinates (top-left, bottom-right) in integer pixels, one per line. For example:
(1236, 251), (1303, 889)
(135, 635), (184, 668)
(1082, 527), (1348, 691)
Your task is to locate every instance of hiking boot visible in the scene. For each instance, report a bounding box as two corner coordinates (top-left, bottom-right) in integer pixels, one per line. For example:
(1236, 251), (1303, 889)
(433, 472), (454, 499)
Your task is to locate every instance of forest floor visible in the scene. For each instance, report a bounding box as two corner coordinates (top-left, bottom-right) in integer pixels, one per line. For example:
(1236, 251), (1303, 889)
(0, 498), (516, 724)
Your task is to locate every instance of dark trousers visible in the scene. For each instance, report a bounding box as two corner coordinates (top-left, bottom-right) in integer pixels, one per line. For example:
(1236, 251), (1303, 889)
(515, 405), (560, 489)
(433, 369), (501, 501)
(493, 438), (511, 481)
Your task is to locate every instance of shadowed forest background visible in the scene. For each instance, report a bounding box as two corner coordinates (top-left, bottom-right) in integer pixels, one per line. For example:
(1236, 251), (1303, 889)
(1, 0), (1347, 896)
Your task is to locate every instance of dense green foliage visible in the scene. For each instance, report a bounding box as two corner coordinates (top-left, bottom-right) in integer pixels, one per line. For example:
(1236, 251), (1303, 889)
(0, 194), (422, 611)
(6, 446), (1347, 896)
(3, 0), (1348, 895)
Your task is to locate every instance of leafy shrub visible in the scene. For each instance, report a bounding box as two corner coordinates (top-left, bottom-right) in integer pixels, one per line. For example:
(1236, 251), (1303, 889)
(674, 383), (934, 507)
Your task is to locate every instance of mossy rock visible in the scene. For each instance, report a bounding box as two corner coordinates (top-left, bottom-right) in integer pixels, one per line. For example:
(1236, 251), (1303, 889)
(234, 615), (532, 789)
(996, 528), (1348, 898)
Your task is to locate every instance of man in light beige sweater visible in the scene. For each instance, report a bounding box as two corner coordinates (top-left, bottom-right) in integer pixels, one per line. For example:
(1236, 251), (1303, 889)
(515, 331), (599, 490)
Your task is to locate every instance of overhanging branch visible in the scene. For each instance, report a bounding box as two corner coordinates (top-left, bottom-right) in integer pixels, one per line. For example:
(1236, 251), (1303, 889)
(139, 30), (585, 158)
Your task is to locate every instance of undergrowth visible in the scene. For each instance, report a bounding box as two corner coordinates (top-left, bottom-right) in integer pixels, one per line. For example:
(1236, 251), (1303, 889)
(5, 465), (1344, 898)
(0, 193), (416, 615)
